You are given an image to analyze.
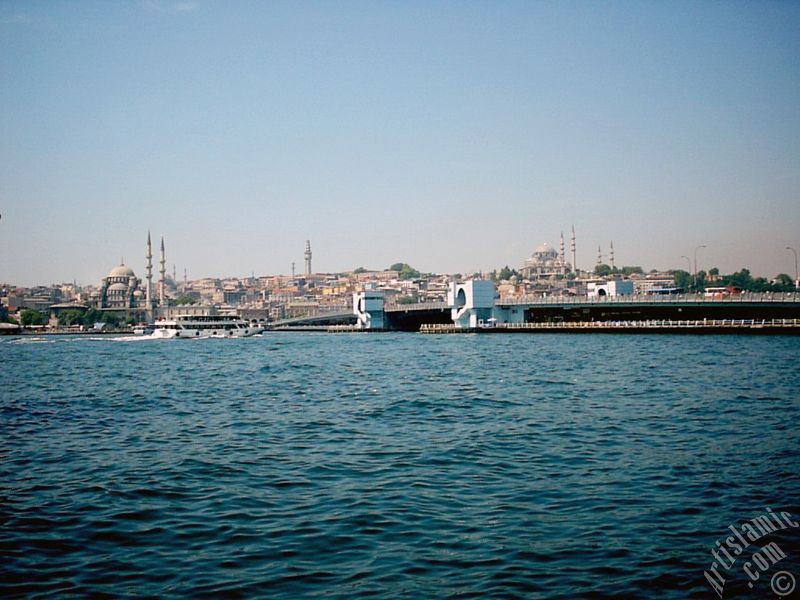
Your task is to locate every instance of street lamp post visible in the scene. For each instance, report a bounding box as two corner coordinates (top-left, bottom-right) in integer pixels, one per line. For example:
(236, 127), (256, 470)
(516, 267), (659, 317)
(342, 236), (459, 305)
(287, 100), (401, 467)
(693, 245), (706, 292)
(787, 246), (799, 289)
(693, 245), (706, 278)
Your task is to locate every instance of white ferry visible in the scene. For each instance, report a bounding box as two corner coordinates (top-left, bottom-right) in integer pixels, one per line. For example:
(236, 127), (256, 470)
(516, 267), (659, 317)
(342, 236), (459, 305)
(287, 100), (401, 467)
(152, 315), (263, 339)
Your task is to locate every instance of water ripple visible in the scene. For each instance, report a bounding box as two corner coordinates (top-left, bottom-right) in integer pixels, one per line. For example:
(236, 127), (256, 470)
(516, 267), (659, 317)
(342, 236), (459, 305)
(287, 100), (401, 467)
(1, 333), (798, 598)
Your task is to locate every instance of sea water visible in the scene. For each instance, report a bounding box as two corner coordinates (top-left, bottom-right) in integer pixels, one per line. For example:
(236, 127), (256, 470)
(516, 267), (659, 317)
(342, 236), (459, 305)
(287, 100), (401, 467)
(2, 333), (799, 598)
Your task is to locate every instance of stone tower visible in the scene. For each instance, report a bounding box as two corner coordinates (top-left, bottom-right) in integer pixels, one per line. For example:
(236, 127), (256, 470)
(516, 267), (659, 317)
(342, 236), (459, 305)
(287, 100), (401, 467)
(304, 240), (312, 276)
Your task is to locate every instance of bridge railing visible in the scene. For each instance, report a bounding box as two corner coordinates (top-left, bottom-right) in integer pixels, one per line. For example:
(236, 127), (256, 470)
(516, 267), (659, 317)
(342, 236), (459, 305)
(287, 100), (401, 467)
(497, 292), (800, 307)
(420, 318), (800, 333)
(271, 307), (353, 326)
(380, 293), (800, 312)
(487, 318), (800, 328)
(385, 301), (449, 312)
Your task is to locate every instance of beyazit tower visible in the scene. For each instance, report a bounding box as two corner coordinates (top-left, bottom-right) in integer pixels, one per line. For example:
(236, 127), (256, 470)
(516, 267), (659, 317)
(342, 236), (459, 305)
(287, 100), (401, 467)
(304, 240), (312, 276)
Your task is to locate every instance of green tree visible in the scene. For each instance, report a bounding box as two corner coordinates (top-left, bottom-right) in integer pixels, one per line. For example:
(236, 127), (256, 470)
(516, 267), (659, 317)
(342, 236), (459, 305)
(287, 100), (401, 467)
(82, 308), (104, 327)
(388, 263), (405, 272)
(620, 266), (643, 276)
(594, 264), (612, 277)
(81, 308), (122, 328)
(399, 264), (420, 280)
(58, 309), (85, 327)
(101, 312), (120, 327)
(695, 270), (707, 292)
(722, 268), (754, 290)
(174, 295), (197, 306)
(20, 309), (47, 326)
(353, 267), (368, 274)
(497, 265), (518, 281)
(673, 270), (691, 291)
(759, 278), (773, 292)
(773, 273), (794, 292)
(715, 268), (792, 292)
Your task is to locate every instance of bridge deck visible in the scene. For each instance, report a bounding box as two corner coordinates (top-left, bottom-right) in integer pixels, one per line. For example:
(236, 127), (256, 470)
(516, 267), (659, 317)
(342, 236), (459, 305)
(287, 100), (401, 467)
(420, 318), (800, 334)
(271, 311), (354, 327)
(384, 302), (448, 312)
(498, 292), (800, 308)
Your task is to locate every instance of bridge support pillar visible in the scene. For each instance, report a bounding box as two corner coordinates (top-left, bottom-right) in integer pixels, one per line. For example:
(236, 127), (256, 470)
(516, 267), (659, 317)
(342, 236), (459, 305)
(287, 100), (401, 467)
(448, 280), (496, 328)
(354, 291), (385, 329)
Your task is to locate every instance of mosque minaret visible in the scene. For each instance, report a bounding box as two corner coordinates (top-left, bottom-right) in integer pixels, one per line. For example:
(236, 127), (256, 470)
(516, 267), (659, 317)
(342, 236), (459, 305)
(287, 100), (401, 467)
(571, 226), (577, 274)
(610, 241), (615, 270)
(92, 231), (171, 320)
(145, 231), (154, 314)
(520, 226), (581, 280)
(159, 236), (166, 306)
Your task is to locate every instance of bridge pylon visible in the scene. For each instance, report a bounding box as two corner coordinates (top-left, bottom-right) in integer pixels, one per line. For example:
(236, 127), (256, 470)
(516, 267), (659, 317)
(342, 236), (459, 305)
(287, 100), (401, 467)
(354, 290), (385, 329)
(448, 280), (496, 328)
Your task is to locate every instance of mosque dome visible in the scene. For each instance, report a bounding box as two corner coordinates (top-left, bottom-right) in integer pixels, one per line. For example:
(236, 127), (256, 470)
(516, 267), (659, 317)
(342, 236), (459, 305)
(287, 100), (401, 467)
(96, 237), (153, 310)
(521, 236), (571, 280)
(109, 264), (136, 279)
(534, 243), (557, 256)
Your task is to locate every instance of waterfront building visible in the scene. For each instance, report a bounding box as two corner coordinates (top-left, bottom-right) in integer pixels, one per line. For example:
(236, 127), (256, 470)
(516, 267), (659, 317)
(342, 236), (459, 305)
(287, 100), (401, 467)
(160, 305), (216, 319)
(632, 274), (679, 295)
(6, 287), (61, 313)
(587, 279), (634, 298)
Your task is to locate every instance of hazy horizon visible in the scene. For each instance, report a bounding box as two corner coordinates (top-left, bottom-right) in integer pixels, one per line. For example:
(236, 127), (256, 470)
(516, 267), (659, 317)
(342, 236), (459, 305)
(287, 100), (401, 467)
(2, 1), (799, 287)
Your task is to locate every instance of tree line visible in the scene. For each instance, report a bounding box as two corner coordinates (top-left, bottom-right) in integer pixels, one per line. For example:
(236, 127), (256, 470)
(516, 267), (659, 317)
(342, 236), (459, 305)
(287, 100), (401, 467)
(14, 307), (138, 328)
(672, 268), (795, 293)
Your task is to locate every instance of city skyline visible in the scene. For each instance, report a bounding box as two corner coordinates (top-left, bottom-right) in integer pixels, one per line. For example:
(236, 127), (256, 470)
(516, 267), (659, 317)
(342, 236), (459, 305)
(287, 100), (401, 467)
(4, 230), (798, 289)
(2, 1), (799, 286)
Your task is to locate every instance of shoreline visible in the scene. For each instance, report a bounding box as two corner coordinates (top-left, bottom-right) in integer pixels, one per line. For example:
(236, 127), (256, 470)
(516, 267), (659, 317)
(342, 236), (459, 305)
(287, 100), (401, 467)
(6, 318), (800, 336)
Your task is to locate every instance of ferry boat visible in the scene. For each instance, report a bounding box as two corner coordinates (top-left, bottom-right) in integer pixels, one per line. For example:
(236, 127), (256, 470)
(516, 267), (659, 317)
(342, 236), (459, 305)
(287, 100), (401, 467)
(152, 315), (263, 338)
(133, 324), (155, 336)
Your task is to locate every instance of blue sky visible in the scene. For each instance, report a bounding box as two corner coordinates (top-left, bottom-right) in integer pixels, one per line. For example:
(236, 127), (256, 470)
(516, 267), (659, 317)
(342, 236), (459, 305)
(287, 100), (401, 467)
(1, 0), (799, 286)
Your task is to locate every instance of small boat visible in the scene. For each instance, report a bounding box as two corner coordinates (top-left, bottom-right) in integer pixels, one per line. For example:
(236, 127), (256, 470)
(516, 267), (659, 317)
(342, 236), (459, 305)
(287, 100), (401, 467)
(152, 315), (263, 339)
